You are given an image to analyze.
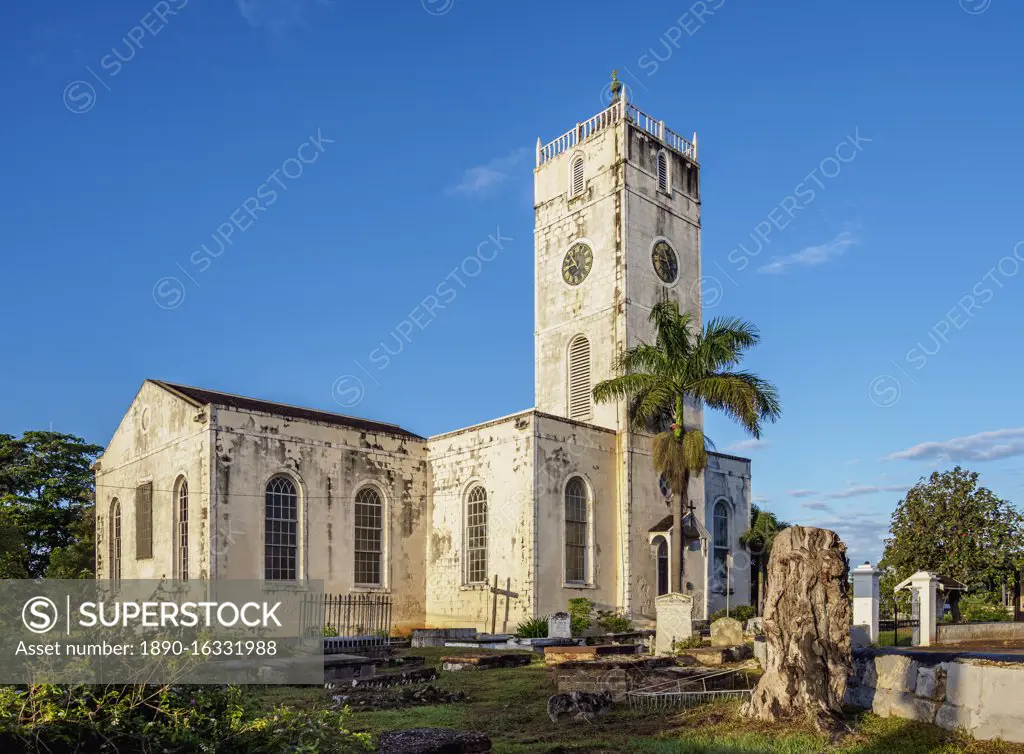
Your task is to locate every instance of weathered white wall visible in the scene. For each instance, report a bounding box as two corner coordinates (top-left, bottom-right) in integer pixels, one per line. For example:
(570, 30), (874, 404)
(426, 412), (536, 630)
(209, 406), (430, 630)
(533, 413), (618, 618)
(94, 381), (211, 581)
(847, 649), (1024, 743)
(534, 125), (624, 433)
(704, 453), (752, 617)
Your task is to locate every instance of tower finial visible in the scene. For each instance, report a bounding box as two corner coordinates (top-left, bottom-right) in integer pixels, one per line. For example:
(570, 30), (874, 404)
(609, 69), (622, 102)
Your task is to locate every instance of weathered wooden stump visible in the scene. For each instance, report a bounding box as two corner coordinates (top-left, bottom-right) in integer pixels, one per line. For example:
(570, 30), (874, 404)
(741, 526), (851, 732)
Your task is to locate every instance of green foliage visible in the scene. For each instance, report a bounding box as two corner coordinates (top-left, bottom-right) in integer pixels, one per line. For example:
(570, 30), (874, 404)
(568, 597), (594, 636)
(672, 635), (706, 650)
(592, 301), (780, 505)
(0, 684), (372, 753)
(880, 467), (1024, 621)
(740, 505), (790, 615)
(514, 616), (549, 638)
(595, 610), (633, 634)
(959, 592), (1012, 623)
(708, 605), (757, 623)
(0, 431), (102, 578)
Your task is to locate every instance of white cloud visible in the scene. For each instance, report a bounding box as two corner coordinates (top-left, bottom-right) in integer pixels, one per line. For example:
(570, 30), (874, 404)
(802, 501), (834, 512)
(445, 147), (530, 198)
(883, 428), (1024, 464)
(752, 495), (771, 504)
(236, 0), (328, 34)
(726, 438), (770, 453)
(823, 484), (910, 500)
(757, 230), (856, 275)
(801, 512), (891, 565)
(787, 489), (818, 498)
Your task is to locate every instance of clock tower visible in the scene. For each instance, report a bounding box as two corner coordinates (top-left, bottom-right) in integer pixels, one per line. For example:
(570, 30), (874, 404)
(533, 88), (702, 432)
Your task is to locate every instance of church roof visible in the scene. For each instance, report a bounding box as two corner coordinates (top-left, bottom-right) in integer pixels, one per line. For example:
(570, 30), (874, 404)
(152, 381), (425, 440)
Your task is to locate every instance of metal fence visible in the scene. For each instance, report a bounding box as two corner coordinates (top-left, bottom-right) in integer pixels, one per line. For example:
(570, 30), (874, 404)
(878, 597), (919, 647)
(297, 592), (393, 655)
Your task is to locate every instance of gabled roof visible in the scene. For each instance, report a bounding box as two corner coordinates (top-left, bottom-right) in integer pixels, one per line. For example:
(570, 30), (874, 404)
(151, 380), (425, 440)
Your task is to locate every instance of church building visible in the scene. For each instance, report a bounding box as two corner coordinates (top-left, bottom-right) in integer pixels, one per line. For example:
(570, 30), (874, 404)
(94, 91), (752, 631)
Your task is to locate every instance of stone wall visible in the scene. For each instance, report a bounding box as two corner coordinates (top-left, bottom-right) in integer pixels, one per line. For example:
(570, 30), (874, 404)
(846, 648), (1024, 743)
(210, 406), (430, 629)
(94, 380), (212, 581)
(426, 412), (537, 629)
(936, 621), (1024, 644)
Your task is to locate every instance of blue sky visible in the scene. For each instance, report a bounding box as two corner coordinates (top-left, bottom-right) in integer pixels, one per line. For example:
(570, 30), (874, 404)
(2, 0), (1022, 565)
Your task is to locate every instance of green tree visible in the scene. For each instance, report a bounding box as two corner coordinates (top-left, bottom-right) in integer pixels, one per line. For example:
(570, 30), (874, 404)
(740, 504), (790, 616)
(593, 300), (780, 586)
(0, 431), (102, 578)
(880, 467), (1024, 622)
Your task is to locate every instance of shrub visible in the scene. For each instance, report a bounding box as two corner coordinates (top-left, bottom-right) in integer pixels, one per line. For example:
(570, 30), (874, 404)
(959, 592), (1012, 623)
(0, 684), (372, 753)
(672, 635), (705, 650)
(708, 605), (757, 623)
(568, 597), (594, 636)
(514, 616), (549, 638)
(595, 610), (633, 634)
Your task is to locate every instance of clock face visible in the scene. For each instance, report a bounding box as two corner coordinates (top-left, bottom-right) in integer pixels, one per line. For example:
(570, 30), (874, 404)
(652, 240), (679, 284)
(562, 242), (593, 286)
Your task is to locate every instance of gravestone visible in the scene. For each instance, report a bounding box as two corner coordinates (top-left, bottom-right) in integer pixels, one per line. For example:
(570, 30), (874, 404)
(549, 612), (572, 639)
(655, 593), (693, 655)
(710, 617), (743, 647)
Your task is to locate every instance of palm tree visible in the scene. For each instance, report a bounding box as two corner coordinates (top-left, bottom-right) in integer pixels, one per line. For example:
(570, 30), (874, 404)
(740, 504), (790, 616)
(592, 300), (780, 591)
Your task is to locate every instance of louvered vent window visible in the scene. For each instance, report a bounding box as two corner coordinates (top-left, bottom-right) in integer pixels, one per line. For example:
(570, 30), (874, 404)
(568, 335), (592, 421)
(135, 482), (153, 559)
(657, 150), (669, 193)
(570, 155), (585, 197)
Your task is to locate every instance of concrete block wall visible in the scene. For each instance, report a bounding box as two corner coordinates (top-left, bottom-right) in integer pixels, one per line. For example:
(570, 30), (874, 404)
(847, 648), (1024, 743)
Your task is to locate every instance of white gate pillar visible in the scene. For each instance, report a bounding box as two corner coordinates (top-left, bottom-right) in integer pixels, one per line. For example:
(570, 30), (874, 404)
(851, 562), (880, 646)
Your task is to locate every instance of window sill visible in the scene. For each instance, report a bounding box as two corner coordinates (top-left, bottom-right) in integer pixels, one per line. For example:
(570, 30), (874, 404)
(562, 582), (597, 590)
(460, 584), (488, 592)
(351, 585), (390, 594)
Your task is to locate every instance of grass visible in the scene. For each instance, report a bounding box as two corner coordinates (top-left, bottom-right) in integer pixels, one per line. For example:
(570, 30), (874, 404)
(875, 630), (913, 648)
(250, 647), (1024, 753)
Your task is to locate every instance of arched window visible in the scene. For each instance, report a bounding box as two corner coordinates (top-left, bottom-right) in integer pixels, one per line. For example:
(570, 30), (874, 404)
(712, 500), (731, 594)
(176, 478), (189, 581)
(354, 487), (383, 586)
(569, 153), (585, 197)
(464, 485), (488, 584)
(564, 477), (589, 583)
(657, 149), (670, 194)
(568, 335), (592, 421)
(654, 536), (669, 596)
(265, 476), (298, 581)
(108, 499), (121, 584)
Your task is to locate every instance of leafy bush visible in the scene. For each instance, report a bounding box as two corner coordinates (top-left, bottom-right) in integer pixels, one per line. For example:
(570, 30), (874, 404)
(514, 616), (550, 638)
(595, 610), (633, 634)
(672, 635), (706, 650)
(0, 684), (372, 753)
(708, 605), (757, 623)
(959, 592), (1011, 623)
(568, 597), (594, 636)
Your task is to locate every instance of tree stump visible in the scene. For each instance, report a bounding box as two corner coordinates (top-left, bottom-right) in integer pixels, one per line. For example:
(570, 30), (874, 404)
(741, 526), (851, 732)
